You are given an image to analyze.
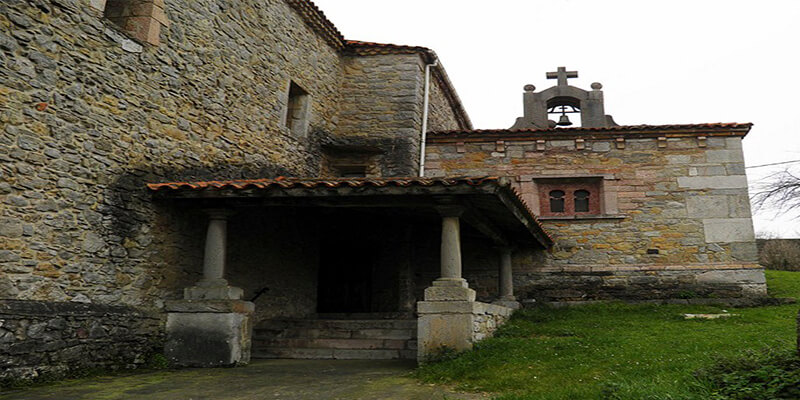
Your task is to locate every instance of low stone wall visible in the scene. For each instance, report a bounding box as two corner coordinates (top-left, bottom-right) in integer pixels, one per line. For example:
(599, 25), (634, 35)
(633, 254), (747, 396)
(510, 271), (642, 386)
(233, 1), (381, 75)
(514, 264), (766, 303)
(471, 302), (513, 342)
(0, 300), (162, 384)
(417, 299), (514, 360)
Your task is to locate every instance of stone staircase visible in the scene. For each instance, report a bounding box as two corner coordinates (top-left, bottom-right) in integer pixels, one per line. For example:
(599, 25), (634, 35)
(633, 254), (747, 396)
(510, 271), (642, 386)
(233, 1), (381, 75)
(252, 316), (417, 360)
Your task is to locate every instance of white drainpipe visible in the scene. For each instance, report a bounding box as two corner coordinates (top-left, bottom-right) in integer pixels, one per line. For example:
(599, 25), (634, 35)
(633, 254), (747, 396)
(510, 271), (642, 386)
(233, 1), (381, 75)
(419, 60), (438, 177)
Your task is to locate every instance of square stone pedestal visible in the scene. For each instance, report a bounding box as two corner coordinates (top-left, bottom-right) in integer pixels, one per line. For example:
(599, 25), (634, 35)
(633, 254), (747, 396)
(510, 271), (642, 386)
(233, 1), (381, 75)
(417, 280), (515, 362)
(164, 300), (254, 367)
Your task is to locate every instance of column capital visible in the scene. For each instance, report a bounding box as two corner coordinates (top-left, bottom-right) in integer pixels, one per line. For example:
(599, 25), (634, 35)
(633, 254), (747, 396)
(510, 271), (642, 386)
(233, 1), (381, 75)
(494, 245), (515, 254)
(435, 205), (465, 218)
(203, 208), (235, 220)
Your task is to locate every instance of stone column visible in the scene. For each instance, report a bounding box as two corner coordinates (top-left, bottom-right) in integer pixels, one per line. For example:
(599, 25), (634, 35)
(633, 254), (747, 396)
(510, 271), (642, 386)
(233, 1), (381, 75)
(202, 210), (228, 284)
(494, 247), (521, 309)
(166, 208), (253, 368)
(417, 206), (477, 361)
(439, 213), (464, 284)
(184, 209), (243, 300)
(427, 206), (472, 295)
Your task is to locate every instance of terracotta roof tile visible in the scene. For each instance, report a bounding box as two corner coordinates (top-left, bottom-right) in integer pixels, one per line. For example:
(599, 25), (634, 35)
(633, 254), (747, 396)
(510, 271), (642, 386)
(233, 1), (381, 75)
(147, 176), (552, 245)
(147, 176), (500, 191)
(429, 123), (753, 138)
(344, 40), (438, 62)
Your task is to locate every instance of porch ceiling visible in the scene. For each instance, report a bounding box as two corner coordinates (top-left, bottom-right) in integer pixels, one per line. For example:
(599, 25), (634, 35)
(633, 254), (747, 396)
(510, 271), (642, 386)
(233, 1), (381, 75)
(147, 176), (553, 249)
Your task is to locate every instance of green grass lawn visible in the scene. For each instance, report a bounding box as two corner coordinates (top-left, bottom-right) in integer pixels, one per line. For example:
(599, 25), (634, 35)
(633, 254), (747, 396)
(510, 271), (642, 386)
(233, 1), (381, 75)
(417, 270), (800, 400)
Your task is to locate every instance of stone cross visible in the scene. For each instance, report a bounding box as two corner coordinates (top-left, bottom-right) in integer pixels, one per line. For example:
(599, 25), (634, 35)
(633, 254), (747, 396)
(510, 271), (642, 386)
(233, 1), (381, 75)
(546, 66), (578, 87)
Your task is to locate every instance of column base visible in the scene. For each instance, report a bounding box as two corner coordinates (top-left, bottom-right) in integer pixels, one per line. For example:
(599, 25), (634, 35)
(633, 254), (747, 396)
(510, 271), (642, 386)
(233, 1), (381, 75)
(184, 280), (243, 300)
(425, 278), (475, 301)
(164, 300), (254, 367)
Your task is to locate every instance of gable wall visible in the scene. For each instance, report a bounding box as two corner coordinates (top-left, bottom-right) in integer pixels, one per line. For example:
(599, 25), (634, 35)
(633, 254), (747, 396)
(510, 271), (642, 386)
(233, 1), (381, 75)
(337, 53), (424, 176)
(426, 73), (462, 132)
(425, 134), (767, 302)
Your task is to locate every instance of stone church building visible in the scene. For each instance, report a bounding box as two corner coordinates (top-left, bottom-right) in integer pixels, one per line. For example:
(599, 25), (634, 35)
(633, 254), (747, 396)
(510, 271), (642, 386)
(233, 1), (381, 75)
(1, 0), (764, 380)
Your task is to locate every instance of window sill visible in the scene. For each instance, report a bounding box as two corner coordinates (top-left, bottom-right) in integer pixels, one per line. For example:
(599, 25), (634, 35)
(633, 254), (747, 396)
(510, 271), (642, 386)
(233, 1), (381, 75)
(537, 214), (627, 221)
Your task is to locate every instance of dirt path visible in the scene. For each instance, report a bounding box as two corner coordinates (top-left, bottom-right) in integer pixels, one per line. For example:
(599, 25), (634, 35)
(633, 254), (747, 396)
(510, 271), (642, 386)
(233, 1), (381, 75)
(0, 360), (488, 400)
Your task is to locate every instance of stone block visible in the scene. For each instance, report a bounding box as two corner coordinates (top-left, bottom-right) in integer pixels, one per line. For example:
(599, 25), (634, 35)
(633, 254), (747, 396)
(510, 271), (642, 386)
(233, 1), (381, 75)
(165, 309), (252, 367)
(703, 218), (755, 243)
(686, 195), (728, 218)
(184, 284), (243, 300)
(696, 269), (766, 285)
(417, 301), (478, 314)
(164, 299), (254, 313)
(741, 283), (767, 297)
(591, 142), (611, 152)
(706, 150), (745, 164)
(491, 298), (520, 309)
(417, 309), (473, 361)
(424, 286), (476, 302)
(725, 137), (743, 150)
(730, 242), (759, 262)
(666, 155), (691, 164)
(333, 349), (400, 360)
(728, 194), (752, 218)
(677, 176), (748, 190)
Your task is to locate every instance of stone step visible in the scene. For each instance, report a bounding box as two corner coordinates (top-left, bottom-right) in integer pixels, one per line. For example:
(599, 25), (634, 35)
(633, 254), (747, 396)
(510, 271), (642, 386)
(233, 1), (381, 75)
(255, 319), (416, 331)
(252, 318), (418, 360)
(315, 312), (414, 320)
(254, 337), (417, 350)
(256, 327), (416, 340)
(253, 347), (416, 360)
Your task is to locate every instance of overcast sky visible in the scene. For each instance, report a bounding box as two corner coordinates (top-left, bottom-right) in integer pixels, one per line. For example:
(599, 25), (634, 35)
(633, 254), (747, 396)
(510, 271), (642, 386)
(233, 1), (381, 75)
(313, 0), (800, 237)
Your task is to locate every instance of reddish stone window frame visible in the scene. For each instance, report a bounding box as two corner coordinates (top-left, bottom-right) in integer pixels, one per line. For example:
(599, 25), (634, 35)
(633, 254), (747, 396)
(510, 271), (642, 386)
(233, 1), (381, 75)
(538, 180), (601, 216)
(99, 0), (169, 46)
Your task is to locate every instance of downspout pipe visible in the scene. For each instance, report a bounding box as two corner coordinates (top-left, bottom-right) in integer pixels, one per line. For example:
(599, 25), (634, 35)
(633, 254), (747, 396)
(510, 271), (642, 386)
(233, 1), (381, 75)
(419, 60), (438, 177)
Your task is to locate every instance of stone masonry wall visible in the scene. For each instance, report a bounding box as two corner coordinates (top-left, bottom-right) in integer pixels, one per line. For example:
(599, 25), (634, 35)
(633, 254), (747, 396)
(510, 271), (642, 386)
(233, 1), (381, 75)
(1, 0), (344, 308)
(1, 0), (474, 380)
(0, 299), (162, 384)
(425, 134), (766, 302)
(338, 54), (424, 176)
(0, 0), (351, 380)
(426, 73), (461, 133)
(471, 302), (512, 342)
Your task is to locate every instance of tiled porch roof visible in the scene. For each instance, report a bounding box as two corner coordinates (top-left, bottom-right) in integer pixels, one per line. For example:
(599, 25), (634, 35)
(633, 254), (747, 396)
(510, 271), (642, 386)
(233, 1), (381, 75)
(147, 176), (499, 191)
(147, 176), (552, 248)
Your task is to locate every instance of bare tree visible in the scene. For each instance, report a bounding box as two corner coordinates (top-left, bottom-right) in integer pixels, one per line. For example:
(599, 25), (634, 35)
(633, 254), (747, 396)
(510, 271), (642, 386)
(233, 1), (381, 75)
(751, 169), (800, 214)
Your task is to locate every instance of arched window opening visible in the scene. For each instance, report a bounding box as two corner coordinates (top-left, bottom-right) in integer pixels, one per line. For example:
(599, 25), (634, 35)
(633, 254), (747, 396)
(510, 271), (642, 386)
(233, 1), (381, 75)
(574, 189), (590, 212)
(549, 190), (565, 213)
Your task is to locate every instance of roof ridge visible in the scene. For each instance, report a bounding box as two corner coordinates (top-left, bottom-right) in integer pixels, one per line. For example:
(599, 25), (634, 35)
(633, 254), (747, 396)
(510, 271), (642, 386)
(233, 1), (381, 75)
(428, 123), (753, 136)
(285, 0), (346, 50)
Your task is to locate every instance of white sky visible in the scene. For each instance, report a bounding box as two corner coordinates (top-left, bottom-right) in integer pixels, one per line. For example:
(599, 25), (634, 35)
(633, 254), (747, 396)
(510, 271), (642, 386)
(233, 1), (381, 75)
(313, 0), (800, 238)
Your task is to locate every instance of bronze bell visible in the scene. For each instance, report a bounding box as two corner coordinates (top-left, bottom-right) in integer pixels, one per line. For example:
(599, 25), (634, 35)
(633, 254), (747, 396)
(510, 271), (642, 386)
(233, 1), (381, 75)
(557, 114), (572, 126)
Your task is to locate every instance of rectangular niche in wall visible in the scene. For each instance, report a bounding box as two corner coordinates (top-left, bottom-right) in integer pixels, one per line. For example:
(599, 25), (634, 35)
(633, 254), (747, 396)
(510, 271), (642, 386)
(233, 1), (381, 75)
(321, 146), (383, 178)
(284, 81), (311, 138)
(102, 0), (168, 46)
